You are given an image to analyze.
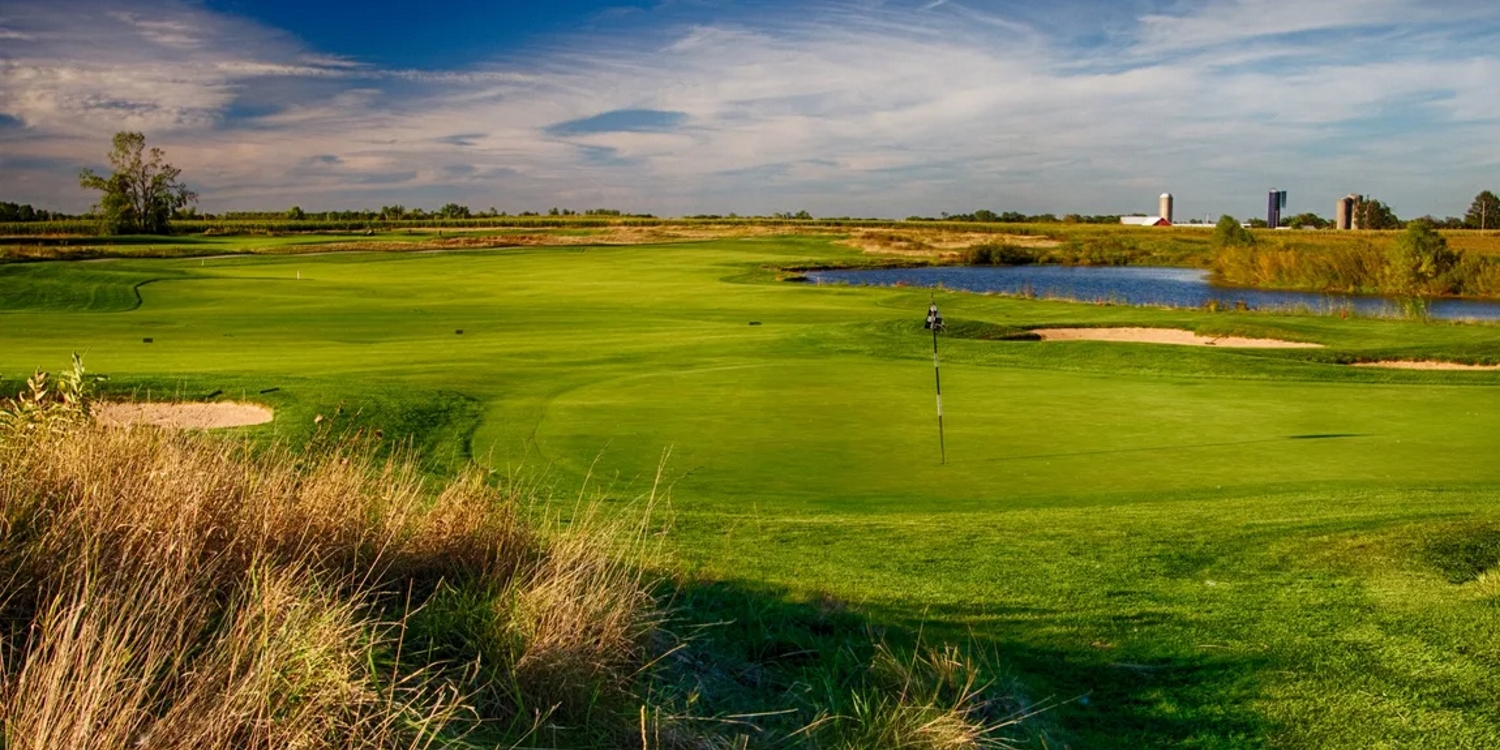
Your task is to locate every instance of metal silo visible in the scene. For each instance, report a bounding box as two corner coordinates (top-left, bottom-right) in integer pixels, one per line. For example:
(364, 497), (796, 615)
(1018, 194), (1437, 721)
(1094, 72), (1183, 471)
(1159, 193), (1174, 223)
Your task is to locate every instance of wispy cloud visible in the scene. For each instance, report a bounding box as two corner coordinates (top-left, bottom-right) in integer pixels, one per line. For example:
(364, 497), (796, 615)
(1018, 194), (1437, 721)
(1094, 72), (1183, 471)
(0, 0), (1496, 218)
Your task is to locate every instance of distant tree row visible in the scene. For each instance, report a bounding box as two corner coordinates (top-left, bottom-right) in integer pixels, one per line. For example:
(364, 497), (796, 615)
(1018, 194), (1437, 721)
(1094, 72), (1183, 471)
(1269, 192), (1500, 231)
(215, 205), (655, 222)
(908, 210), (1124, 224)
(44, 132), (1500, 236)
(0, 202), (71, 222)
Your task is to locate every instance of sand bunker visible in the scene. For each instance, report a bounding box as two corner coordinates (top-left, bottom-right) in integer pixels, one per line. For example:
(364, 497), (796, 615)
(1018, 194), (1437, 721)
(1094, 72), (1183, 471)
(1031, 327), (1322, 349)
(1352, 361), (1500, 371)
(94, 402), (273, 429)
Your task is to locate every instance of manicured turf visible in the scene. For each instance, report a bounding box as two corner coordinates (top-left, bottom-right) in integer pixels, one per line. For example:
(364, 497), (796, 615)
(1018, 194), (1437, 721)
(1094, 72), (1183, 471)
(5, 236), (1500, 748)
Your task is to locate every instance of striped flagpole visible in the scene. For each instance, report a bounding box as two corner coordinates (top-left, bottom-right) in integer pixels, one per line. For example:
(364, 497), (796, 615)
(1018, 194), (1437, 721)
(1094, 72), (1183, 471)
(926, 298), (946, 465)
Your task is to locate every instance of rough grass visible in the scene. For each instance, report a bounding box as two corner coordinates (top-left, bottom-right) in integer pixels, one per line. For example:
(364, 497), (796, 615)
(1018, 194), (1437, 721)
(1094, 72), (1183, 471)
(0, 422), (663, 747)
(0, 379), (1035, 748)
(1210, 233), (1500, 298)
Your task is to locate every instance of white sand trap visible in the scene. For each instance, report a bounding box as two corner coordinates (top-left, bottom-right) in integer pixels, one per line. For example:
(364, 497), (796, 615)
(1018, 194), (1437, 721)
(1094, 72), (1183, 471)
(1031, 327), (1322, 349)
(95, 402), (273, 429)
(1352, 361), (1500, 371)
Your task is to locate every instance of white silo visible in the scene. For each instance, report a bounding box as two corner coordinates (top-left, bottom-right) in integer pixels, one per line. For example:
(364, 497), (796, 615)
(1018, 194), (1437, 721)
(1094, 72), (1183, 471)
(1159, 193), (1174, 223)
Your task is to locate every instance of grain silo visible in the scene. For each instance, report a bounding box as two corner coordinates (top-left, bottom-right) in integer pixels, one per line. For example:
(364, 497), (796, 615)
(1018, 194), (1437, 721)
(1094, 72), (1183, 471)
(1336, 194), (1363, 230)
(1159, 193), (1174, 224)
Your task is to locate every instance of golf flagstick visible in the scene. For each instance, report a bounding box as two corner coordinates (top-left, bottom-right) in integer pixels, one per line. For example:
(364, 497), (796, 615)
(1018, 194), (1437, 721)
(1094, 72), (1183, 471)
(925, 297), (946, 465)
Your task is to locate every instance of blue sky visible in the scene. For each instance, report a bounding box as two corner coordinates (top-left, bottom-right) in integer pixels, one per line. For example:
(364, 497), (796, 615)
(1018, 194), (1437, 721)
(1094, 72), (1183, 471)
(1, 0), (1497, 219)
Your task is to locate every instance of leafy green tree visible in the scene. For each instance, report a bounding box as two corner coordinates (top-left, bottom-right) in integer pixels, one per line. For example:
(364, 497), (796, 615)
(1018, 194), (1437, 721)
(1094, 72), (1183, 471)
(1282, 212), (1330, 229)
(1212, 215), (1255, 248)
(436, 203), (471, 219)
(286, 206), (306, 220)
(1357, 198), (1400, 230)
(1387, 219), (1461, 295)
(1466, 191), (1499, 230)
(78, 132), (196, 235)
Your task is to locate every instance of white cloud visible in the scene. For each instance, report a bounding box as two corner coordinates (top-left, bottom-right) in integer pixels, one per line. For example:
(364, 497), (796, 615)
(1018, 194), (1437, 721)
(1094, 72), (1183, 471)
(0, 0), (1496, 218)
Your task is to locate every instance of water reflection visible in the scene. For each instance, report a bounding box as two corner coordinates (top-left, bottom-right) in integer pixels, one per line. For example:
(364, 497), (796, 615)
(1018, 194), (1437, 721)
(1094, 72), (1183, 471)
(806, 266), (1500, 321)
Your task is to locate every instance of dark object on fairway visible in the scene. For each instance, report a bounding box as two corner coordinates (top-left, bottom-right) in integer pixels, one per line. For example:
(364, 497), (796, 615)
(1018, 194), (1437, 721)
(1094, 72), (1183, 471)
(205, 389), (223, 399)
(142, 337), (153, 344)
(455, 329), (463, 335)
(749, 321), (762, 326)
(259, 387), (281, 394)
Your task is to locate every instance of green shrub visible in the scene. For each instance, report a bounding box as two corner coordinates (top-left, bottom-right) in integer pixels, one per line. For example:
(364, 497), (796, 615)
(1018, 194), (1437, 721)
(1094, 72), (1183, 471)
(964, 244), (1037, 266)
(1211, 215), (1256, 249)
(1386, 220), (1462, 296)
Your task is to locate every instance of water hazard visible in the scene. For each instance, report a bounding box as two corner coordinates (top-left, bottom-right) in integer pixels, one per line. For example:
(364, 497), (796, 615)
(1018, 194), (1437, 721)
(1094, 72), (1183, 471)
(805, 265), (1500, 322)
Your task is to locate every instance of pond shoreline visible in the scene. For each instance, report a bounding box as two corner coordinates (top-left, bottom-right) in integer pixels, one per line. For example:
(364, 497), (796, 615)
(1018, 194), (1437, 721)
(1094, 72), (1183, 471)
(805, 265), (1500, 322)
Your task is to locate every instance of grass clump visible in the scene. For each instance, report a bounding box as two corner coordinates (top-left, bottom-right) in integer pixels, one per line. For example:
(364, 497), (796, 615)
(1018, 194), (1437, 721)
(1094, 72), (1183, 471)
(803, 643), (1031, 750)
(0, 384), (663, 747)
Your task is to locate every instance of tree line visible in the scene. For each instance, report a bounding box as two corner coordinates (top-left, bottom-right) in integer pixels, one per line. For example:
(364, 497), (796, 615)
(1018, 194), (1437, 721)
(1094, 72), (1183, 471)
(1258, 192), (1499, 230)
(0, 202), (72, 222)
(16, 132), (1500, 235)
(909, 210), (1126, 224)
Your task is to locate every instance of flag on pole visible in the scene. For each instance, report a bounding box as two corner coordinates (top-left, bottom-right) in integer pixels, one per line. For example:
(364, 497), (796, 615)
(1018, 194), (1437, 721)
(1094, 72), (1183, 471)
(925, 302), (945, 331)
(925, 299), (946, 464)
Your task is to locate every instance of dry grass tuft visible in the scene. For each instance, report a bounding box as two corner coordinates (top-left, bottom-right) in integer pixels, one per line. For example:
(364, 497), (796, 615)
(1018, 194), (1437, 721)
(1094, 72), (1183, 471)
(0, 418), (662, 747)
(802, 643), (1032, 750)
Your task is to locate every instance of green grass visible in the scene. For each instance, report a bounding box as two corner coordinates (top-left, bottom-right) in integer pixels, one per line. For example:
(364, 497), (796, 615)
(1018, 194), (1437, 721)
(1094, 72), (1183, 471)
(6, 235), (1500, 747)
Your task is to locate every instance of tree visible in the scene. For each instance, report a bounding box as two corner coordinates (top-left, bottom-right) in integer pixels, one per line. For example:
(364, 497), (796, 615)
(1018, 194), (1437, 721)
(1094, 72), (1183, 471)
(1356, 198), (1400, 230)
(436, 203), (471, 219)
(1466, 191), (1499, 230)
(1387, 219), (1461, 296)
(286, 206), (306, 220)
(78, 132), (196, 235)
(1212, 215), (1255, 248)
(1282, 212), (1330, 229)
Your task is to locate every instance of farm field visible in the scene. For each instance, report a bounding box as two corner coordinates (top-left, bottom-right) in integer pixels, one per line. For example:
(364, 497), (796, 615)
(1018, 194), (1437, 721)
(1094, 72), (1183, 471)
(6, 234), (1500, 747)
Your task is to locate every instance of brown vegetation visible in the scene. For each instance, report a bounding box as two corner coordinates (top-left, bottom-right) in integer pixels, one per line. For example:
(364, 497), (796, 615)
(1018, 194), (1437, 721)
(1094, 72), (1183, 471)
(838, 229), (1060, 259)
(0, 418), (663, 747)
(1211, 224), (1500, 298)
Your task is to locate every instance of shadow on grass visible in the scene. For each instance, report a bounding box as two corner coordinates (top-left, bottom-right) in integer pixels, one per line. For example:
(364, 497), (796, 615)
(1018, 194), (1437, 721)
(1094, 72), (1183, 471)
(973, 433), (1368, 465)
(8, 234), (219, 247)
(664, 579), (1272, 749)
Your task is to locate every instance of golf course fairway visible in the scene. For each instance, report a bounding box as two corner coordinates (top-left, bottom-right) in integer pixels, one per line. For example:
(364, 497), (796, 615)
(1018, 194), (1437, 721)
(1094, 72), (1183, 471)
(6, 235), (1500, 748)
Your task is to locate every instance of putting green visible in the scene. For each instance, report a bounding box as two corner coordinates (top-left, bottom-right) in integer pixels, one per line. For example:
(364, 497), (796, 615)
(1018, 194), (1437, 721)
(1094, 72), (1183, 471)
(6, 237), (1500, 748)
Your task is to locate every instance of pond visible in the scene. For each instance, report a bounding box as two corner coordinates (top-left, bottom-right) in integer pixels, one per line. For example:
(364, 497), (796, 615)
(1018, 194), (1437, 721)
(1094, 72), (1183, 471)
(805, 265), (1500, 322)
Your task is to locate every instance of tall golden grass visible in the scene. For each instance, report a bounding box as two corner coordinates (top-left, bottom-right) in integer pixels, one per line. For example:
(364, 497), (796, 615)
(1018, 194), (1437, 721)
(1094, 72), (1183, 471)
(0, 420), (662, 747)
(1211, 227), (1500, 298)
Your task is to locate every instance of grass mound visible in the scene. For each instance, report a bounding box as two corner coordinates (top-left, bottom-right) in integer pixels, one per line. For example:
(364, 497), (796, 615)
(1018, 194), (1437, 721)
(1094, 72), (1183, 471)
(1420, 524), (1500, 584)
(939, 319), (1041, 342)
(0, 367), (1035, 749)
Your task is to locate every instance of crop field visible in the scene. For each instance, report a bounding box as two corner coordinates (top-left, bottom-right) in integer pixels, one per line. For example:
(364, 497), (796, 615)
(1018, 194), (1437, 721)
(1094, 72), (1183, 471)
(6, 235), (1500, 747)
